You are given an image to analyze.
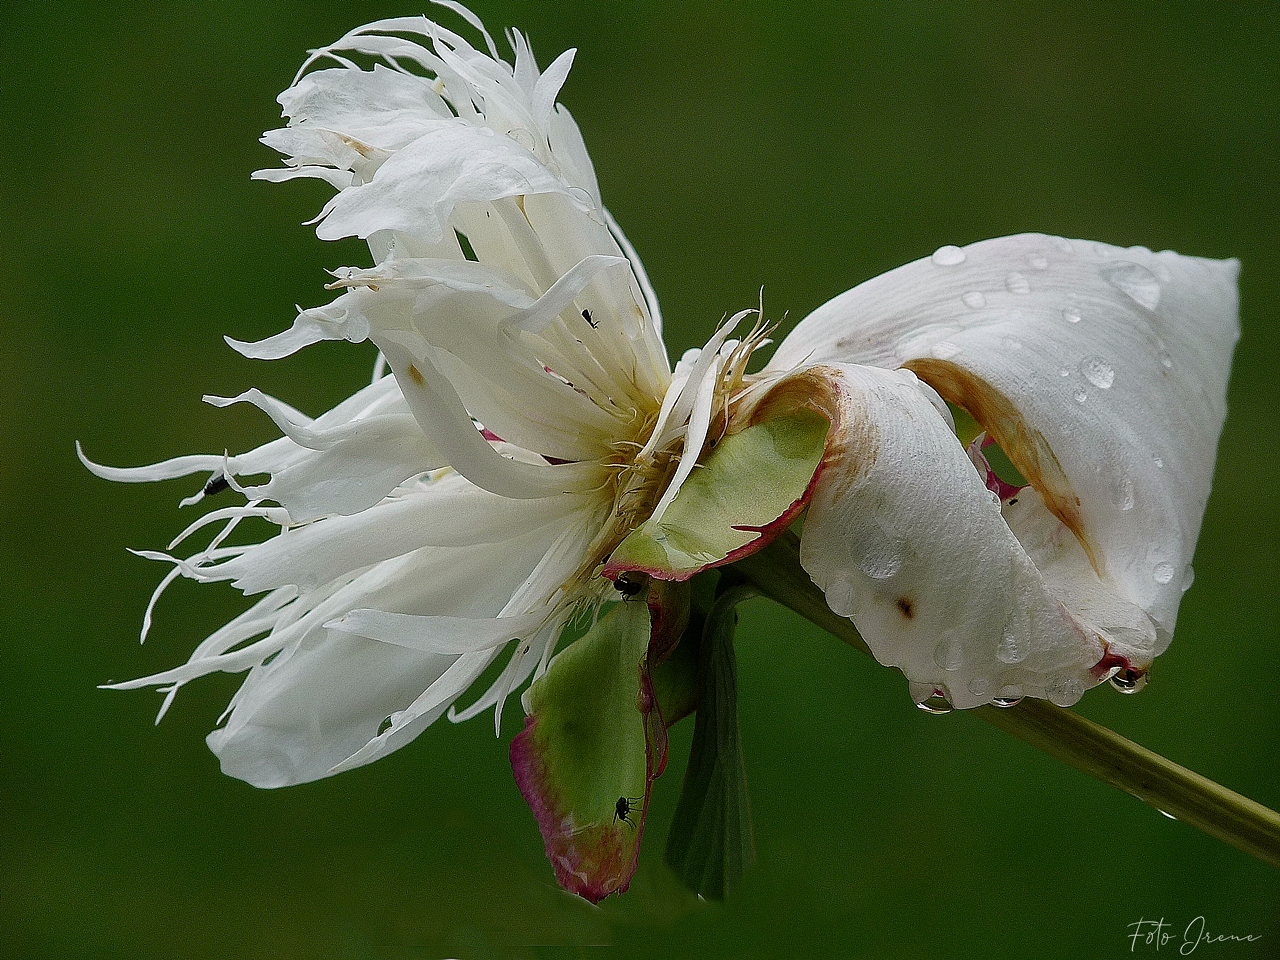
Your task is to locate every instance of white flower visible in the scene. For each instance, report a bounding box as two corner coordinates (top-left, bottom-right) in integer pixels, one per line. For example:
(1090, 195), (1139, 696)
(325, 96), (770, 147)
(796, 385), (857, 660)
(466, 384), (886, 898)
(83, 9), (1237, 900)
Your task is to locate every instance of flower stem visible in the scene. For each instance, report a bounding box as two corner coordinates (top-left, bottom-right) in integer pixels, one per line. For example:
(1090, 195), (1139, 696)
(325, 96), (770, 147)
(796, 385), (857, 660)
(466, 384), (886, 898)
(732, 532), (1280, 869)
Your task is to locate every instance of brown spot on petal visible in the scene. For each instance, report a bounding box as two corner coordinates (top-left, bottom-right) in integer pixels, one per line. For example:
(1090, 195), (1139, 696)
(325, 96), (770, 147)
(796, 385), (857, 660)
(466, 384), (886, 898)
(904, 358), (1097, 574)
(896, 596), (915, 619)
(407, 364), (425, 386)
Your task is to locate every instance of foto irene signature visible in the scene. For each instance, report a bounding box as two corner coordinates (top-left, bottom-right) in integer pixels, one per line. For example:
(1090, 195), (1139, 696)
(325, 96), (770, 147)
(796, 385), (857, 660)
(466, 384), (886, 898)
(1128, 917), (1261, 954)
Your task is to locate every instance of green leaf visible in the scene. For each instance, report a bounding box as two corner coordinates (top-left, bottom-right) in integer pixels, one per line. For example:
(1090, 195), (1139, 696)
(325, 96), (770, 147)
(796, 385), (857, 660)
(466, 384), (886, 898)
(604, 410), (829, 581)
(664, 582), (757, 899)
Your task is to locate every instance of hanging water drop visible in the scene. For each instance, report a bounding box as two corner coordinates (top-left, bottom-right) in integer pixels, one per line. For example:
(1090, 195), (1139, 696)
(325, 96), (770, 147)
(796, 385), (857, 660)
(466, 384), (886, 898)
(993, 685), (1023, 707)
(915, 693), (954, 715)
(1110, 668), (1148, 694)
(1079, 356), (1115, 389)
(825, 578), (857, 617)
(1100, 261), (1161, 310)
(931, 245), (966, 266)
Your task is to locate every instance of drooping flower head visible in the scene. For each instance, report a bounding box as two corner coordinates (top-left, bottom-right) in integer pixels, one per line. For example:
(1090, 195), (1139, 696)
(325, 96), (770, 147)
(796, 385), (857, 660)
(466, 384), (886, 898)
(83, 8), (1238, 903)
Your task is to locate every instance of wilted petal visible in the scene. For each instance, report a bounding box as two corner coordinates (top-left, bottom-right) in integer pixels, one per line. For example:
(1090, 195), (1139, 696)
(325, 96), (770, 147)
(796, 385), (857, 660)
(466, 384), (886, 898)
(772, 234), (1238, 646)
(796, 362), (1108, 709)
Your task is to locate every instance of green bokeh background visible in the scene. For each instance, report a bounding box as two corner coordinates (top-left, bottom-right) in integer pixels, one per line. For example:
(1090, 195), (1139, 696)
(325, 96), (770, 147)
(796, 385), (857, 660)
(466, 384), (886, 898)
(4, 2), (1278, 958)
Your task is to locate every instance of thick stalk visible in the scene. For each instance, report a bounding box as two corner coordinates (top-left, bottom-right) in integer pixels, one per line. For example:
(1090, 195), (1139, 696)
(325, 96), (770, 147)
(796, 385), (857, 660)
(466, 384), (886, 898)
(732, 532), (1280, 869)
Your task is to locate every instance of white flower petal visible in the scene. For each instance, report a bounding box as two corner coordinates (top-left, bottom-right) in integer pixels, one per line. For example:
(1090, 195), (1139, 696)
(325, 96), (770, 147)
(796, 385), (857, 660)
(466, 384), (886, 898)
(206, 518), (576, 787)
(797, 363), (1108, 709)
(773, 234), (1238, 643)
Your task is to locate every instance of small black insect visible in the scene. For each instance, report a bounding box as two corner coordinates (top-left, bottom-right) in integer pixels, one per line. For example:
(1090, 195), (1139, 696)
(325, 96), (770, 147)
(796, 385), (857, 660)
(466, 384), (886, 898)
(614, 571), (648, 599)
(582, 307), (597, 329)
(203, 475), (230, 497)
(614, 795), (640, 827)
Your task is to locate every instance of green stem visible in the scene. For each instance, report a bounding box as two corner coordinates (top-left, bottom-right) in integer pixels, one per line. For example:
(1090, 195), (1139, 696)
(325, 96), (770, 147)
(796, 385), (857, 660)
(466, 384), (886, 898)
(732, 532), (1280, 869)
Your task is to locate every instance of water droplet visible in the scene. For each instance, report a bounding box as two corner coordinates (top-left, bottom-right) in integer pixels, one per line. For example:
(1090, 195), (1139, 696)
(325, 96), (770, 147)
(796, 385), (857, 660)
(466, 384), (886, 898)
(1160, 353), (1174, 370)
(1046, 676), (1084, 707)
(1153, 562), (1175, 585)
(962, 290), (986, 309)
(1073, 389), (1088, 403)
(825, 579), (857, 617)
(1079, 356), (1115, 389)
(1152, 456), (1164, 469)
(993, 685), (1023, 707)
(860, 547), (901, 578)
(931, 244), (966, 266)
(934, 640), (964, 671)
(967, 677), (992, 698)
(378, 715), (394, 736)
(1005, 272), (1031, 294)
(1100, 261), (1161, 310)
(1059, 368), (1070, 378)
(1052, 237), (1074, 253)
(915, 694), (954, 715)
(1110, 668), (1148, 694)
(1062, 308), (1081, 324)
(1181, 564), (1196, 591)
(1110, 475), (1135, 511)
(996, 626), (1027, 664)
(1001, 335), (1022, 351)
(1028, 254), (1049, 270)
(931, 340), (962, 360)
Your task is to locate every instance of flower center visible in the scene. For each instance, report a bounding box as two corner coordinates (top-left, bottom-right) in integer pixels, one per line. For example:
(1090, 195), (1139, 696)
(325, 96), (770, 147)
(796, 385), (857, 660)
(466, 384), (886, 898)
(566, 316), (775, 594)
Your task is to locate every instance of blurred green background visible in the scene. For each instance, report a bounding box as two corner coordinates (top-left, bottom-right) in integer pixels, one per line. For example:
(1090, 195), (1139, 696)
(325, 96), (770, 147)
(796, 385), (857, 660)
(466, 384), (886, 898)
(3, 2), (1278, 958)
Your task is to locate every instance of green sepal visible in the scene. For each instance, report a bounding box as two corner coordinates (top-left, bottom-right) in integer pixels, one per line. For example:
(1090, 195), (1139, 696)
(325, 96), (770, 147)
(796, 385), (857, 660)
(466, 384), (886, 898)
(604, 410), (830, 581)
(664, 581), (758, 900)
(511, 599), (665, 903)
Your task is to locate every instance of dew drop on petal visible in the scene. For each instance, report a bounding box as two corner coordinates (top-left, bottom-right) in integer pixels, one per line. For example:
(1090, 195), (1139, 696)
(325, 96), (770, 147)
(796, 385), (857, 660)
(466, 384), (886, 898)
(1110, 475), (1135, 512)
(1100, 261), (1161, 310)
(1153, 455), (1164, 469)
(934, 640), (964, 672)
(1079, 356), (1115, 389)
(1181, 564), (1196, 591)
(859, 547), (902, 580)
(1046, 676), (1085, 707)
(1059, 368), (1071, 378)
(1062, 308), (1082, 324)
(967, 677), (991, 698)
(1052, 237), (1074, 253)
(1001, 335), (1022, 351)
(931, 244), (966, 266)
(1074, 389), (1088, 403)
(996, 626), (1027, 664)
(1005, 272), (1031, 294)
(1028, 254), (1049, 270)
(1153, 562), (1175, 585)
(931, 340), (962, 360)
(825, 578), (857, 617)
(962, 290), (986, 309)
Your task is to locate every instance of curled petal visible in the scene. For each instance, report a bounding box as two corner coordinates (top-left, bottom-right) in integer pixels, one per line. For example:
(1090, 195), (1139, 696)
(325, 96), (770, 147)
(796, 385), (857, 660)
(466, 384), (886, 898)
(773, 234), (1238, 646)
(795, 363), (1112, 708)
